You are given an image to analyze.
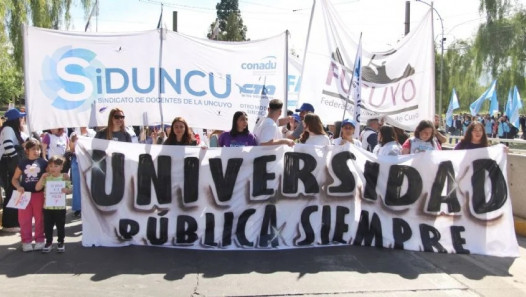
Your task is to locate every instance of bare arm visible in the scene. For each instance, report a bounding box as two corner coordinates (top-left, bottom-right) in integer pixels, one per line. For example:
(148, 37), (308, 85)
(11, 167), (24, 193)
(259, 138), (295, 147)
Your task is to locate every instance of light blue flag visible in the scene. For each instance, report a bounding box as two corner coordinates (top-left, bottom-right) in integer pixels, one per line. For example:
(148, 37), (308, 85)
(446, 88), (459, 127)
(489, 89), (499, 115)
(505, 88), (513, 119)
(470, 80), (497, 116)
(509, 86), (523, 128)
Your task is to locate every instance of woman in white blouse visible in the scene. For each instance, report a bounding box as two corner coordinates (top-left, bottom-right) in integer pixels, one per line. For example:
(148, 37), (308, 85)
(299, 114), (331, 145)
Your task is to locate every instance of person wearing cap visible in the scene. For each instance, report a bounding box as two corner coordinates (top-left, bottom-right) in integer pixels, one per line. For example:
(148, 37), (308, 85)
(287, 103), (315, 140)
(0, 108), (27, 231)
(332, 119), (362, 147)
(253, 99), (295, 147)
(282, 114), (301, 138)
(360, 118), (380, 152)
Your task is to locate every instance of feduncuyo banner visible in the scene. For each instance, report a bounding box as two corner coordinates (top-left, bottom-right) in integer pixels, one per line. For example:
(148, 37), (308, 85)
(23, 26), (287, 132)
(298, 0), (435, 130)
(76, 137), (518, 257)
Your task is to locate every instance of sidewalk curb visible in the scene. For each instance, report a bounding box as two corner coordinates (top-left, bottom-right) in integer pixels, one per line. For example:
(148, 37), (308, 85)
(515, 216), (526, 237)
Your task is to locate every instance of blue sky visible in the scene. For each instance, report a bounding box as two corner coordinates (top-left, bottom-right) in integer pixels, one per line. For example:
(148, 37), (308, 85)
(67, 0), (485, 53)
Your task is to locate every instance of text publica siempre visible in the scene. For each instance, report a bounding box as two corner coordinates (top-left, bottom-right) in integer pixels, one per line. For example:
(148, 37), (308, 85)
(88, 149), (507, 252)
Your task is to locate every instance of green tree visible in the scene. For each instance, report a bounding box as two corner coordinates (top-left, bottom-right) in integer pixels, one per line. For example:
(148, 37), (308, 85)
(442, 0), (525, 114)
(0, 0), (92, 106)
(472, 0), (525, 111)
(207, 0), (248, 41)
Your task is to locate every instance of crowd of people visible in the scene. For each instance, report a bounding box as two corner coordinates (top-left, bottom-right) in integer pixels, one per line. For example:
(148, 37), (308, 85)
(447, 113), (526, 140)
(0, 100), (513, 253)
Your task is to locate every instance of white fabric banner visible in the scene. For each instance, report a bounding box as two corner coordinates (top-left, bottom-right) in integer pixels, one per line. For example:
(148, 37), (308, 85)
(23, 26), (287, 131)
(298, 0), (435, 130)
(76, 137), (518, 257)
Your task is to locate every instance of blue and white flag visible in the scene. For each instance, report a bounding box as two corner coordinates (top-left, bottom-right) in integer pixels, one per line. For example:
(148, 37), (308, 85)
(509, 86), (523, 128)
(470, 80), (497, 116)
(446, 88), (459, 127)
(505, 88), (513, 119)
(489, 89), (499, 115)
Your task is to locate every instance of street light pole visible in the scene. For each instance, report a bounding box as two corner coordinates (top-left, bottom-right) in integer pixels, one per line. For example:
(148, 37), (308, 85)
(414, 0), (445, 120)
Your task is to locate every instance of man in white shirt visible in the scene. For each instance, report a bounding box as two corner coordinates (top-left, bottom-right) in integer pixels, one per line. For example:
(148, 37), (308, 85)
(254, 99), (295, 147)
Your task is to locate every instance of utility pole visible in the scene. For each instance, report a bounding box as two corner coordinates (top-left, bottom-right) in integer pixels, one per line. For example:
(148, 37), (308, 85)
(173, 11), (178, 32)
(415, 0), (445, 119)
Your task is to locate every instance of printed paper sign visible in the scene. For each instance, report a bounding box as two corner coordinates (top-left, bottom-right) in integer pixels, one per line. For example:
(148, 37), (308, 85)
(45, 181), (66, 208)
(7, 191), (31, 209)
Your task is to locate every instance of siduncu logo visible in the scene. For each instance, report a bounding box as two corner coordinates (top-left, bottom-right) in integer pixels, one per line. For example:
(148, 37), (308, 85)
(41, 46), (102, 111)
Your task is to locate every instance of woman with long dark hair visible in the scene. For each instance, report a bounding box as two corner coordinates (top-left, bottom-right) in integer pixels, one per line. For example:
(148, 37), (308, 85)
(402, 120), (442, 154)
(0, 108), (27, 231)
(373, 125), (402, 156)
(299, 113), (330, 145)
(164, 117), (197, 146)
(218, 111), (257, 147)
(454, 121), (488, 150)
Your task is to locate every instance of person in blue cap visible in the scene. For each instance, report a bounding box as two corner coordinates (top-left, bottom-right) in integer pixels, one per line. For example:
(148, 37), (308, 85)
(0, 108), (27, 232)
(282, 113), (301, 138)
(288, 103), (315, 141)
(332, 119), (362, 147)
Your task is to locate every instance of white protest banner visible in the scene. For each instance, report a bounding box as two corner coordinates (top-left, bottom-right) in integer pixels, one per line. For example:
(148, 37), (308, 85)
(23, 26), (287, 131)
(76, 137), (518, 257)
(7, 191), (31, 210)
(44, 180), (67, 208)
(298, 0), (434, 130)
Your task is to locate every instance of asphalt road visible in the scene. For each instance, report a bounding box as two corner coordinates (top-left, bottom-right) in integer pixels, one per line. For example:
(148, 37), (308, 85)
(0, 210), (525, 297)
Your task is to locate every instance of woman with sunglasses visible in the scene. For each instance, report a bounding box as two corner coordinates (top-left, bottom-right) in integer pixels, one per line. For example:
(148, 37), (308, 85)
(94, 108), (132, 142)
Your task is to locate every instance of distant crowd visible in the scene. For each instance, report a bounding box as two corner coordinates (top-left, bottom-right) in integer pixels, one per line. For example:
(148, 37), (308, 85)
(446, 113), (525, 140)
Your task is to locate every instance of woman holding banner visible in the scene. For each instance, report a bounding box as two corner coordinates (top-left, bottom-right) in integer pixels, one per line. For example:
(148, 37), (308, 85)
(218, 111), (257, 147)
(373, 125), (402, 156)
(164, 117), (197, 146)
(94, 108), (132, 142)
(454, 121), (488, 150)
(332, 119), (361, 147)
(401, 120), (442, 154)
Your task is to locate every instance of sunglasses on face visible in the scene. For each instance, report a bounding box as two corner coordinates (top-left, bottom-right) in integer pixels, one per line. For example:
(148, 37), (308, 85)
(113, 115), (125, 120)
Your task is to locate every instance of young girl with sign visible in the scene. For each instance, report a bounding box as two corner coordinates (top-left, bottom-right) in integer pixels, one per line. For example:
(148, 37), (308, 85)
(11, 139), (47, 252)
(35, 155), (72, 253)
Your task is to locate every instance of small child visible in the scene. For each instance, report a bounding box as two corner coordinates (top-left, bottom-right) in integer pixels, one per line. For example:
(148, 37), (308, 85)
(11, 139), (47, 252)
(35, 155), (72, 253)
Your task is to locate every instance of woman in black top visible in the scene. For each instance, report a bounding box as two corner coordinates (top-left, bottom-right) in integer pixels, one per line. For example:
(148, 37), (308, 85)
(95, 108), (131, 142)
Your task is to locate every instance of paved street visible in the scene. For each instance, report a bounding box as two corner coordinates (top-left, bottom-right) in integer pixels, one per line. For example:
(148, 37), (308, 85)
(0, 210), (525, 297)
